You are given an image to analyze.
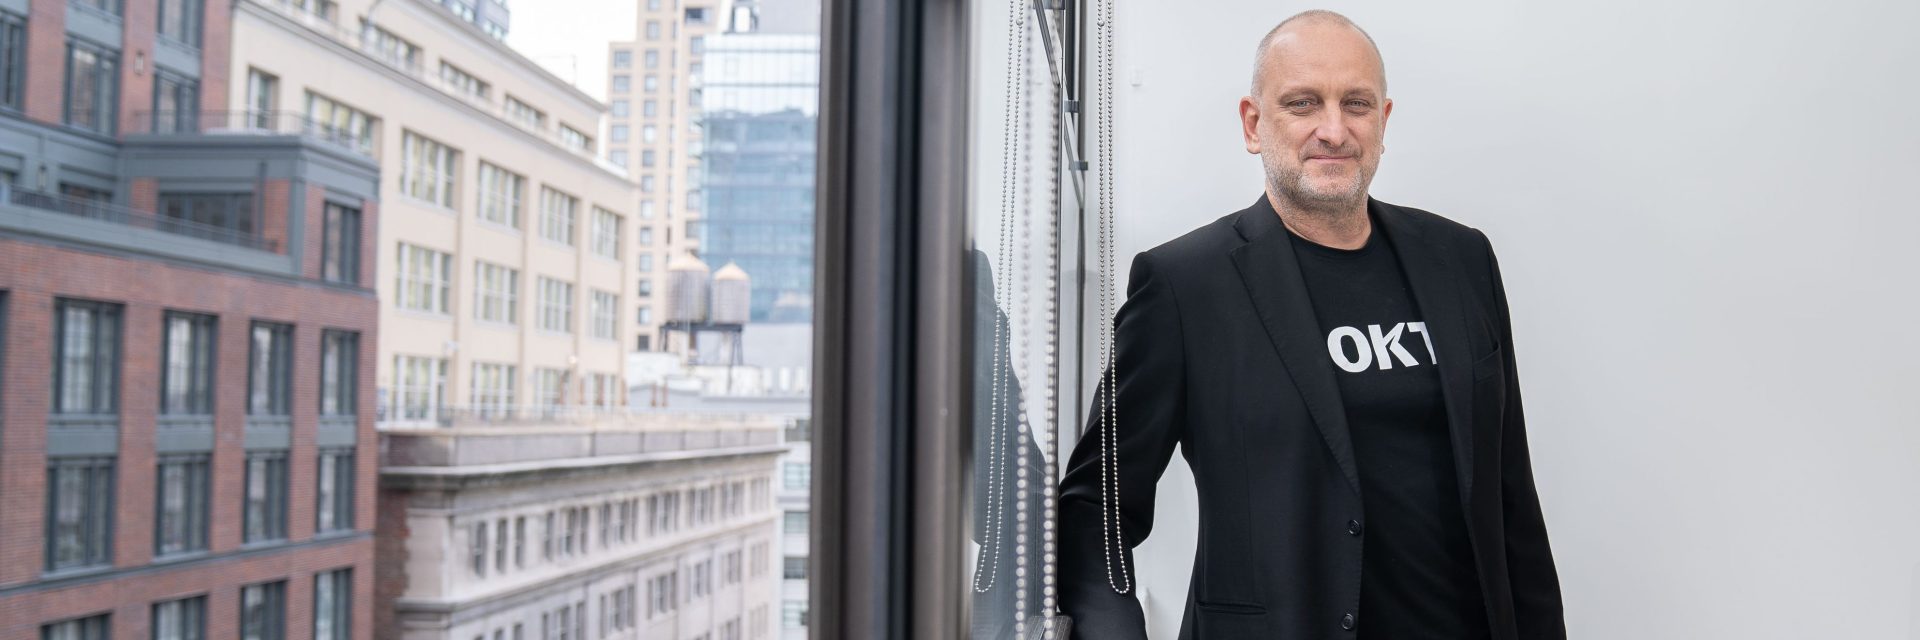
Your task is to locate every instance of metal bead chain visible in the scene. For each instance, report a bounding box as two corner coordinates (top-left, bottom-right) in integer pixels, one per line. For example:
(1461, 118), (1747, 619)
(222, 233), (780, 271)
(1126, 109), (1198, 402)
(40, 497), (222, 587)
(1095, 0), (1132, 596)
(1014, 4), (1038, 636)
(1039, 9), (1066, 632)
(975, 0), (1029, 596)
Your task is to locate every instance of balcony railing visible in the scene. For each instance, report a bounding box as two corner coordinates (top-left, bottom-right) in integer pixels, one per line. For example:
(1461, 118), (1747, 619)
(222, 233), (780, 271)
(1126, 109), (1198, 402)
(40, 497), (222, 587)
(2, 184), (279, 252)
(126, 110), (379, 158)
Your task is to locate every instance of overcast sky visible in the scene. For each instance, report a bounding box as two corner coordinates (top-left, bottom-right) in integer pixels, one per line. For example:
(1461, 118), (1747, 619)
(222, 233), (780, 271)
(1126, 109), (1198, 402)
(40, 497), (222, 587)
(506, 0), (639, 103)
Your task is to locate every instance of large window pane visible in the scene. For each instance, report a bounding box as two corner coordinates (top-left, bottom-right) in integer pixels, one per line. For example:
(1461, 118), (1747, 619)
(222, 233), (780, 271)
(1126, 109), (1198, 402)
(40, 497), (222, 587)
(155, 454), (210, 556)
(243, 451), (288, 543)
(46, 457), (114, 571)
(53, 299), (121, 415)
(248, 322), (292, 415)
(161, 311), (216, 415)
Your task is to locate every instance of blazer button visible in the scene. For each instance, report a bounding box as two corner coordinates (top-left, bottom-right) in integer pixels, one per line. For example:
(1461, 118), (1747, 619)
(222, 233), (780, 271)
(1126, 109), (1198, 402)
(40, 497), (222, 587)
(1347, 520), (1363, 536)
(1341, 612), (1356, 631)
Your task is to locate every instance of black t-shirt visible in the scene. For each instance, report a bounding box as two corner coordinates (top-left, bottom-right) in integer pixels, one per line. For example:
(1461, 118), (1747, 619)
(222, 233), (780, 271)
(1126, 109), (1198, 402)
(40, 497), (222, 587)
(1287, 214), (1490, 640)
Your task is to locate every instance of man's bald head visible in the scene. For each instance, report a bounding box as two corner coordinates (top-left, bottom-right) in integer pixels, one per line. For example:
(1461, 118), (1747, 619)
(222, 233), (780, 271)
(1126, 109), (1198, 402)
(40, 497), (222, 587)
(1250, 10), (1386, 100)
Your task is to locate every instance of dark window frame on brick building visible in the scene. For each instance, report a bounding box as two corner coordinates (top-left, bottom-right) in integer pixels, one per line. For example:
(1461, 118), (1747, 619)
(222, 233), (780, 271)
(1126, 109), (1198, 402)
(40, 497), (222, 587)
(63, 38), (119, 135)
(152, 594), (207, 640)
(71, 0), (121, 16)
(45, 456), (114, 572)
(41, 612), (110, 640)
(152, 69), (200, 134)
(161, 311), (217, 416)
(247, 321), (293, 415)
(322, 202), (363, 284)
(157, 0), (202, 47)
(243, 450), (289, 544)
(314, 567), (352, 640)
(0, 10), (25, 111)
(240, 580), (287, 640)
(316, 447), (354, 533)
(320, 329), (359, 415)
(159, 192), (256, 243)
(155, 453), (210, 557)
(52, 299), (121, 415)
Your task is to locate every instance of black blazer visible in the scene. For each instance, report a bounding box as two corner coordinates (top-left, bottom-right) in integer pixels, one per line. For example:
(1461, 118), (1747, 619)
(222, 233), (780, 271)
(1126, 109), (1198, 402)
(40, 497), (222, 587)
(1057, 194), (1566, 639)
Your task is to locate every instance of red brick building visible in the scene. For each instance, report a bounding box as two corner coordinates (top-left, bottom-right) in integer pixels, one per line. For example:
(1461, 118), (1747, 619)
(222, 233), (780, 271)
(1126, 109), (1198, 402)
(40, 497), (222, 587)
(0, 1), (381, 637)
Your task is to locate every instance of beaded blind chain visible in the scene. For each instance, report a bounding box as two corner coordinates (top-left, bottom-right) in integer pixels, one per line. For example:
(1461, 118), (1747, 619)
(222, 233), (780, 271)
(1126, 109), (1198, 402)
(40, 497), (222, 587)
(1094, 0), (1132, 597)
(973, 0), (1030, 596)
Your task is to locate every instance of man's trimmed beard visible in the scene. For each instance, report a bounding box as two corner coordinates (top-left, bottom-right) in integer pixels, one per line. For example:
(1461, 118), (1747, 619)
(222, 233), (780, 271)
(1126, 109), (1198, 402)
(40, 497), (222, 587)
(1261, 145), (1378, 216)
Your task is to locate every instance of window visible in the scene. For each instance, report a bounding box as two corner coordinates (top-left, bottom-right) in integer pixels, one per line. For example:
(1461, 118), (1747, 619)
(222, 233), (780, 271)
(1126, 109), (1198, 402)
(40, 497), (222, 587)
(637, 279), (652, 297)
(638, 255), (653, 272)
(317, 448), (354, 532)
(240, 581), (287, 640)
(474, 262), (520, 324)
(640, 200), (655, 219)
(322, 202), (363, 284)
(152, 71), (199, 133)
(46, 457), (114, 571)
(439, 61), (489, 100)
(644, 50), (659, 69)
(505, 95), (545, 130)
(514, 517), (527, 567)
(610, 75), (629, 93)
(153, 595), (207, 640)
(65, 39), (119, 134)
(533, 368), (567, 409)
(72, 0), (121, 15)
(540, 187), (578, 246)
(643, 75), (658, 92)
(471, 521), (489, 577)
(162, 311), (216, 415)
(543, 510), (558, 559)
(391, 355), (447, 422)
(158, 193), (255, 240)
(243, 451), (289, 543)
(320, 330), (358, 416)
(248, 322), (292, 415)
(53, 299), (121, 415)
(477, 162), (525, 228)
(155, 454), (210, 556)
(293, 0), (337, 22)
(395, 243), (452, 314)
(610, 100), (629, 117)
(314, 569), (352, 640)
(645, 20), (660, 40)
(611, 49), (631, 68)
(559, 125), (593, 153)
(640, 176), (654, 193)
(537, 278), (575, 333)
(690, 35), (705, 54)
(157, 0), (201, 45)
(305, 92), (378, 155)
(361, 22), (420, 71)
(1, 11), (24, 110)
(642, 125), (657, 143)
(610, 124), (629, 143)
(609, 151), (629, 168)
(590, 291), (618, 341)
(246, 68), (277, 129)
(471, 362), (516, 417)
(783, 511), (807, 534)
(42, 614), (109, 640)
(401, 131), (458, 208)
(591, 207), (623, 259)
(642, 149), (656, 167)
(782, 601), (808, 628)
(637, 307), (651, 326)
(494, 517), (510, 572)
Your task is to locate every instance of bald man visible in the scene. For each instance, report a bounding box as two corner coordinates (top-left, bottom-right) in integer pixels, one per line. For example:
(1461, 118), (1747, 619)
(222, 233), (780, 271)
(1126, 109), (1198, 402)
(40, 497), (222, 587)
(1056, 10), (1566, 640)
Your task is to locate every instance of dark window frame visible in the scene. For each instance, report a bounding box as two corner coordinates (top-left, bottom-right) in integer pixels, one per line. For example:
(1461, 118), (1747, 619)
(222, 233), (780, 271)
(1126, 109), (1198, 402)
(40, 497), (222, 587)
(242, 450), (289, 544)
(41, 612), (110, 640)
(321, 202), (363, 285)
(158, 192), (256, 240)
(52, 298), (122, 415)
(239, 580), (287, 640)
(247, 321), (293, 416)
(0, 10), (25, 111)
(156, 0), (203, 46)
(151, 70), (200, 133)
(45, 456), (115, 572)
(160, 310), (217, 416)
(316, 447), (354, 533)
(319, 329), (359, 416)
(313, 568), (352, 640)
(155, 453), (211, 557)
(152, 594), (208, 640)
(63, 38), (119, 135)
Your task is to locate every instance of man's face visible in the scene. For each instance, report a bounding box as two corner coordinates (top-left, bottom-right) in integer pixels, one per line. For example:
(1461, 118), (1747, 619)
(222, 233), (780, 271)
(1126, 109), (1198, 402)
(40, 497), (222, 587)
(1240, 23), (1392, 212)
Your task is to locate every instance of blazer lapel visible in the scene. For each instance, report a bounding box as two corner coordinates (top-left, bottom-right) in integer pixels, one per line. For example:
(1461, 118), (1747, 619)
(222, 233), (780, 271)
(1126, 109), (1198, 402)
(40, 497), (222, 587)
(1229, 194), (1362, 498)
(1373, 199), (1478, 505)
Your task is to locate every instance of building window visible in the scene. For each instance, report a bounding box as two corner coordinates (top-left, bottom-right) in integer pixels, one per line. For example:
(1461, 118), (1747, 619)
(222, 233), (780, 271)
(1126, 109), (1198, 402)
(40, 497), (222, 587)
(65, 39), (119, 134)
(243, 451), (289, 543)
(505, 95), (546, 130)
(611, 49), (631, 68)
(638, 255), (653, 272)
(783, 510), (808, 535)
(640, 175), (654, 194)
(514, 516), (527, 568)
(782, 601), (808, 628)
(152, 71), (199, 133)
(46, 457), (114, 571)
(248, 322), (292, 415)
(540, 187), (578, 246)
(246, 68), (277, 128)
(640, 200), (655, 219)
(645, 20), (660, 40)
(155, 454), (210, 556)
(644, 50), (659, 69)
(637, 279), (652, 298)
(533, 368), (567, 409)
(643, 75), (658, 93)
(590, 291), (618, 341)
(609, 151), (628, 168)
(537, 276), (572, 334)
(157, 0), (201, 45)
(494, 517), (510, 572)
(590, 207), (623, 259)
(391, 355), (446, 422)
(361, 22), (420, 72)
(42, 614), (110, 640)
(474, 262), (520, 324)
(610, 100), (628, 117)
(240, 581), (287, 640)
(320, 330), (358, 416)
(158, 192), (255, 241)
(314, 569), (351, 640)
(610, 75), (629, 93)
(53, 299), (121, 415)
(642, 124), (657, 143)
(637, 307), (651, 326)
(317, 448), (354, 532)
(161, 311), (217, 415)
(401, 131), (458, 208)
(471, 521), (489, 577)
(559, 125), (593, 153)
(471, 362), (516, 417)
(439, 61), (490, 100)
(690, 35), (705, 54)
(0, 11), (24, 111)
(153, 595), (206, 640)
(322, 202), (363, 284)
(305, 92), (378, 155)
(395, 243), (452, 314)
(477, 162), (525, 228)
(610, 124), (629, 143)
(641, 149), (656, 167)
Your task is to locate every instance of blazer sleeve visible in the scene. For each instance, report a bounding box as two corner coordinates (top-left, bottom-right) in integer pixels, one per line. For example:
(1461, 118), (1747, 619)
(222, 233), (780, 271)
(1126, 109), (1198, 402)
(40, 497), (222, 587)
(1479, 230), (1569, 639)
(1056, 251), (1187, 640)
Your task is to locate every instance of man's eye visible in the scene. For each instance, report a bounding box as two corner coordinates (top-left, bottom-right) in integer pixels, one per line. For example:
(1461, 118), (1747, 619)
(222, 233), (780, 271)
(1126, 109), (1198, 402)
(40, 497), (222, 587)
(1288, 100), (1314, 109)
(1345, 101), (1370, 109)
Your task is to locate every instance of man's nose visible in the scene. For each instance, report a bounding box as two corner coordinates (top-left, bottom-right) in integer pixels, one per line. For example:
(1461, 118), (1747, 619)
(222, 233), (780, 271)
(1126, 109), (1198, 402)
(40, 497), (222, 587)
(1312, 109), (1350, 152)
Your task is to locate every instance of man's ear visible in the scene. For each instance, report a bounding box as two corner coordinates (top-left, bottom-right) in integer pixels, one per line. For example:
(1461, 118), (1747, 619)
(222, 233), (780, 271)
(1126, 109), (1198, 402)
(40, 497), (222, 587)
(1378, 97), (1393, 153)
(1240, 96), (1261, 154)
